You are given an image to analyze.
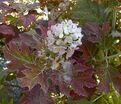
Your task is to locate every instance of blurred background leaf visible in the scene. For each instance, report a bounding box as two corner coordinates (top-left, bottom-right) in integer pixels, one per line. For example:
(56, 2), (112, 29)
(70, 0), (106, 24)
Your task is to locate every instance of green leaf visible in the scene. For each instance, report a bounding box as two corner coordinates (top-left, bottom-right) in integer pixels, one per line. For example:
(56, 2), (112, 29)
(1, 98), (13, 104)
(93, 85), (121, 104)
(71, 0), (106, 24)
(67, 98), (91, 104)
(5, 15), (18, 25)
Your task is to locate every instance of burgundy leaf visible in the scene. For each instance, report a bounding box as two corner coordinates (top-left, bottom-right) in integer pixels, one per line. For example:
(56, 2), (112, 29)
(19, 85), (54, 104)
(0, 24), (15, 38)
(19, 33), (36, 47)
(0, 24), (16, 42)
(70, 90), (83, 100)
(73, 61), (90, 72)
(38, 20), (48, 36)
(3, 38), (36, 71)
(6, 60), (26, 71)
(37, 71), (50, 93)
(37, 20), (55, 36)
(72, 40), (98, 62)
(82, 22), (100, 43)
(49, 71), (71, 96)
(0, 24), (15, 35)
(58, 80), (71, 96)
(71, 69), (96, 97)
(19, 68), (40, 89)
(19, 14), (36, 28)
(69, 59), (97, 97)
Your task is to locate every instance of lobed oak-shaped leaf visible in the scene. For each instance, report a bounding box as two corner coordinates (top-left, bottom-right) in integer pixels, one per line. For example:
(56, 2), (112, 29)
(72, 40), (98, 63)
(19, 85), (54, 104)
(20, 68), (40, 90)
(71, 66), (96, 97)
(20, 69), (52, 93)
(3, 38), (37, 71)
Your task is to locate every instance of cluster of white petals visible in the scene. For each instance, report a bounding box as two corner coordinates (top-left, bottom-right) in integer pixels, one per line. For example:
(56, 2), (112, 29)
(47, 20), (83, 59)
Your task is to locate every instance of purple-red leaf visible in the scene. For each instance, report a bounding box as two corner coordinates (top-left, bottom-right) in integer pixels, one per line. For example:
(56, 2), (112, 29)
(0, 24), (15, 35)
(19, 85), (54, 104)
(69, 57), (97, 97)
(37, 20), (55, 36)
(19, 68), (40, 89)
(49, 71), (71, 96)
(19, 33), (36, 47)
(71, 68), (96, 97)
(19, 14), (36, 28)
(0, 24), (16, 42)
(82, 22), (100, 43)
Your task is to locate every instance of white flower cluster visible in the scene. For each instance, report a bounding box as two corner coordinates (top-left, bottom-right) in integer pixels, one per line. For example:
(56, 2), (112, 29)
(47, 20), (83, 59)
